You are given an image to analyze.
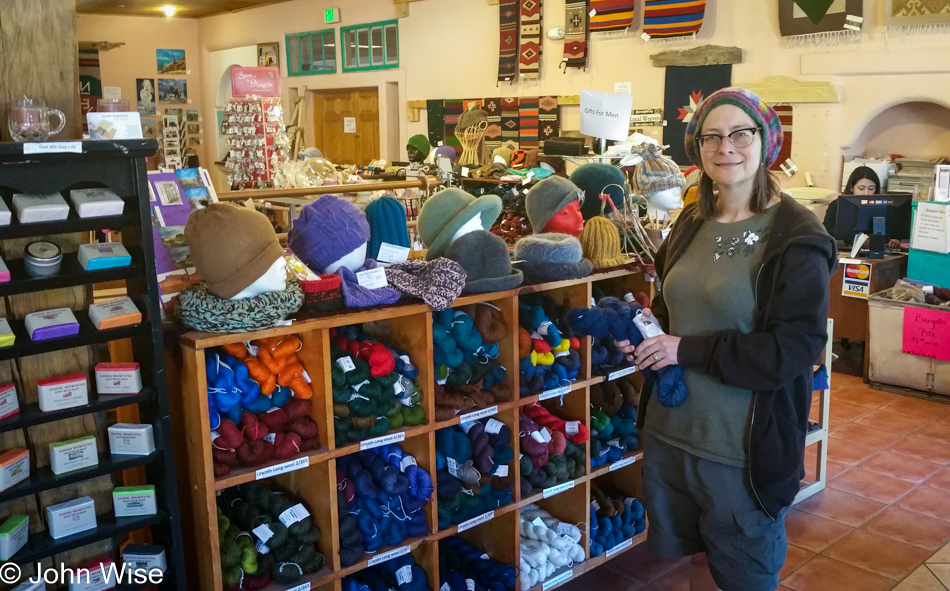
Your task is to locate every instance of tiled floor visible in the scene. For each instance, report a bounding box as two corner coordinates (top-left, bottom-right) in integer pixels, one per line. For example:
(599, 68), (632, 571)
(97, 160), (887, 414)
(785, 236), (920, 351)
(558, 371), (950, 591)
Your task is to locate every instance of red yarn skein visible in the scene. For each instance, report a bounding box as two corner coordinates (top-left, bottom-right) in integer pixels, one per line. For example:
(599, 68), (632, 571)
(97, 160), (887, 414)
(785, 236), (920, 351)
(288, 418), (319, 438)
(212, 447), (239, 466)
(213, 420), (244, 450)
(273, 432), (302, 459)
(258, 407), (289, 432)
(523, 402), (589, 444)
(240, 412), (269, 441)
(237, 439), (274, 466)
(549, 431), (567, 456)
(367, 343), (395, 377)
(283, 398), (313, 422)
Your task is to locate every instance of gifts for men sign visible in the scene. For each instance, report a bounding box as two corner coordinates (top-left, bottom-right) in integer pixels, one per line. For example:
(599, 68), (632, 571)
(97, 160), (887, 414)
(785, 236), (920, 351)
(231, 67), (280, 97)
(902, 306), (950, 362)
(580, 90), (633, 142)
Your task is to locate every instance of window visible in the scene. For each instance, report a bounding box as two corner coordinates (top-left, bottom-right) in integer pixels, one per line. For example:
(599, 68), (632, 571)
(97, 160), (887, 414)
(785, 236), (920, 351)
(285, 29), (336, 76)
(341, 20), (398, 72)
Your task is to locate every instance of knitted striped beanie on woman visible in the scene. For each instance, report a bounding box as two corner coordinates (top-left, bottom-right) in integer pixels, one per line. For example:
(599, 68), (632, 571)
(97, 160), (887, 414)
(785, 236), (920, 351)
(683, 87), (783, 168)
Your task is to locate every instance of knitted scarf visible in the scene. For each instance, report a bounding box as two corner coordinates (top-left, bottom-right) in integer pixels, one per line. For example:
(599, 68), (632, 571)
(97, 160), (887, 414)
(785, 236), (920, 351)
(519, 0), (543, 80)
(176, 280), (303, 333)
(384, 258), (467, 311)
(562, 0), (589, 70)
(499, 0), (520, 82)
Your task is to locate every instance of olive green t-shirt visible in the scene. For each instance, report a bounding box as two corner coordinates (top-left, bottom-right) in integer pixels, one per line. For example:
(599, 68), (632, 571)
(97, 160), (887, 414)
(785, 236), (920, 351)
(646, 204), (779, 467)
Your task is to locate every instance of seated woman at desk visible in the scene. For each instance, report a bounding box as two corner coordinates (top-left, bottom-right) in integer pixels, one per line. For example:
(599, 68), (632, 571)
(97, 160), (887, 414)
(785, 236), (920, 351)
(823, 166), (901, 249)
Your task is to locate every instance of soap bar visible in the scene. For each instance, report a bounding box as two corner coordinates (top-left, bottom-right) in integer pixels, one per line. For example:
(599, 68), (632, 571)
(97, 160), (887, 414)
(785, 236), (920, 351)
(0, 256), (9, 283)
(0, 449), (29, 491)
(108, 423), (155, 456)
(12, 193), (70, 224)
(78, 243), (132, 271)
(68, 559), (115, 591)
(123, 544), (166, 572)
(113, 485), (157, 517)
(49, 436), (99, 475)
(24, 307), (80, 341)
(0, 318), (14, 348)
(0, 199), (10, 226)
(46, 496), (97, 539)
(37, 373), (88, 412)
(88, 298), (141, 331)
(69, 188), (125, 218)
(95, 362), (143, 395)
(0, 383), (20, 421)
(0, 515), (28, 560)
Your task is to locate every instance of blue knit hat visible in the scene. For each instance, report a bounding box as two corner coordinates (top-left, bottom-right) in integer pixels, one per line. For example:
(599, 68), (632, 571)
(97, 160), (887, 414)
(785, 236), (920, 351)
(364, 196), (409, 260)
(684, 87), (783, 167)
(288, 195), (370, 273)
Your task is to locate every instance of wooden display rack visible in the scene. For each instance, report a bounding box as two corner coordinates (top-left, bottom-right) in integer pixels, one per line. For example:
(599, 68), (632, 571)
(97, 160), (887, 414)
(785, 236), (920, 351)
(178, 266), (655, 591)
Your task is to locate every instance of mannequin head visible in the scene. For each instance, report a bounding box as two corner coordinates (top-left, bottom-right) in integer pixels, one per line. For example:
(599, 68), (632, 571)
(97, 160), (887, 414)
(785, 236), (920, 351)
(324, 242), (368, 274)
(543, 200), (584, 236)
(526, 176), (585, 237)
(407, 135), (432, 164)
(231, 257), (288, 300)
(646, 187), (683, 221)
(287, 195), (372, 274)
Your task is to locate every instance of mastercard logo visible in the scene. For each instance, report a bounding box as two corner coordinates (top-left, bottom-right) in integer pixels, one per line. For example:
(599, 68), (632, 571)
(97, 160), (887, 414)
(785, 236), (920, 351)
(846, 265), (870, 280)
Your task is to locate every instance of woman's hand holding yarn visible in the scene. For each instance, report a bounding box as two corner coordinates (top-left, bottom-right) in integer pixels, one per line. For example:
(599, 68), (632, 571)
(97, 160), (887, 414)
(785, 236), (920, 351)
(634, 334), (680, 371)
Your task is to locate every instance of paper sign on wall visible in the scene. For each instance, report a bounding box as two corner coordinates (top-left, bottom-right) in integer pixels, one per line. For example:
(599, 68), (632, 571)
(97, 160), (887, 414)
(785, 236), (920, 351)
(614, 82), (632, 95)
(580, 89), (634, 142)
(344, 117), (357, 134)
(902, 306), (950, 362)
(911, 202), (950, 254)
(841, 262), (871, 299)
(230, 67), (280, 97)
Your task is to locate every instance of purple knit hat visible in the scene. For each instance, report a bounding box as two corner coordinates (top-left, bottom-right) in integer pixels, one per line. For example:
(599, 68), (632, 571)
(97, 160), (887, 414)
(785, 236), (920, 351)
(288, 195), (370, 273)
(683, 87), (783, 168)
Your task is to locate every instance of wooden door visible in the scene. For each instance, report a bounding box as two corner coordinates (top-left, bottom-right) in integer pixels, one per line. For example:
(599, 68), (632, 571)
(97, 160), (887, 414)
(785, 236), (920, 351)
(312, 87), (379, 166)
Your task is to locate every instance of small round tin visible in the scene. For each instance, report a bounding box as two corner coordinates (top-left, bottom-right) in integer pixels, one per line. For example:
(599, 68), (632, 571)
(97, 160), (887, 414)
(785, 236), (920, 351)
(24, 241), (63, 278)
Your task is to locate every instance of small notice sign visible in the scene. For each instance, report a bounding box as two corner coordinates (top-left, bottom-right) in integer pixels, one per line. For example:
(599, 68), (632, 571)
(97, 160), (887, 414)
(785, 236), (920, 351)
(842, 262), (872, 299)
(902, 306), (950, 362)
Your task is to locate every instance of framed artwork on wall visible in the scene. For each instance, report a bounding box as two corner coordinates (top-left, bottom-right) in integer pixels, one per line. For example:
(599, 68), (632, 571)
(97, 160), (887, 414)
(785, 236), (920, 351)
(258, 42), (279, 67)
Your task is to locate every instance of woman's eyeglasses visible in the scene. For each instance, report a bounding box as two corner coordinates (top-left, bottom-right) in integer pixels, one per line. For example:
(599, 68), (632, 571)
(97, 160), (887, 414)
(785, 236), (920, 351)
(696, 127), (760, 152)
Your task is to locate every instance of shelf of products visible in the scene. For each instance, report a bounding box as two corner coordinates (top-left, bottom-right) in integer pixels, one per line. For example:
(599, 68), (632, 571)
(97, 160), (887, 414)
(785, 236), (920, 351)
(221, 96), (289, 190)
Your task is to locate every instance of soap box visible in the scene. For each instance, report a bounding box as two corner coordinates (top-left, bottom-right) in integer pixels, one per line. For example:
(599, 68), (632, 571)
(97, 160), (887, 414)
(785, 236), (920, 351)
(46, 496), (97, 539)
(113, 485), (157, 517)
(12, 579), (46, 590)
(88, 298), (141, 331)
(0, 383), (20, 421)
(24, 308), (80, 341)
(68, 559), (115, 591)
(123, 544), (166, 572)
(12, 193), (70, 224)
(0, 449), (29, 491)
(50, 436), (99, 475)
(0, 256), (9, 283)
(0, 318), (14, 348)
(108, 423), (155, 456)
(0, 198), (10, 226)
(0, 515), (28, 560)
(37, 372), (88, 412)
(69, 188), (125, 218)
(94, 362), (142, 395)
(78, 243), (132, 271)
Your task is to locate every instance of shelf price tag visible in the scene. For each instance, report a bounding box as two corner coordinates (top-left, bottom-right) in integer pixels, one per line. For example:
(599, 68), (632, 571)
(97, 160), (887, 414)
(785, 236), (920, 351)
(606, 538), (633, 557)
(543, 480), (574, 499)
(360, 431), (406, 451)
(607, 365), (637, 381)
(459, 405), (498, 423)
(23, 141), (82, 154)
(539, 385), (571, 401)
(255, 456), (309, 480)
(609, 456), (636, 471)
(458, 510), (494, 532)
(368, 544), (411, 566)
(286, 584), (311, 591)
(542, 570), (573, 591)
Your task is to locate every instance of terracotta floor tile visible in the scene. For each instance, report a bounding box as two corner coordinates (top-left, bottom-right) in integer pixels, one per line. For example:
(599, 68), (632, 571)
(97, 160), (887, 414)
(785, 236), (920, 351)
(916, 423), (950, 446)
(882, 398), (950, 421)
(898, 487), (950, 522)
(782, 555), (896, 591)
(780, 544), (816, 580)
(795, 488), (886, 527)
(830, 400), (874, 425)
(892, 565), (948, 591)
(826, 459), (851, 479)
(890, 435), (950, 466)
(824, 530), (932, 581)
(832, 372), (872, 389)
(927, 564), (950, 589)
(834, 387), (898, 408)
(605, 542), (687, 584)
(856, 409), (931, 434)
(863, 506), (950, 551)
(785, 509), (854, 553)
(832, 422), (904, 447)
(649, 563), (689, 591)
(927, 542), (950, 563)
(565, 564), (644, 591)
(864, 452), (944, 483)
(828, 467), (918, 503)
(829, 436), (883, 465)
(926, 467), (950, 492)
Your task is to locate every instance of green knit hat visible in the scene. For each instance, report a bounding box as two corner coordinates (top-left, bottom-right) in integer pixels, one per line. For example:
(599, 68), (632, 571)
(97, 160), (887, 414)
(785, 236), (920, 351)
(417, 189), (502, 260)
(407, 134), (431, 157)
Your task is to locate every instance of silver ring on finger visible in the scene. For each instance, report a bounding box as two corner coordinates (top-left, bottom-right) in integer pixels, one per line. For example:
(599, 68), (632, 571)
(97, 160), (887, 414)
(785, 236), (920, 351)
(653, 352), (659, 361)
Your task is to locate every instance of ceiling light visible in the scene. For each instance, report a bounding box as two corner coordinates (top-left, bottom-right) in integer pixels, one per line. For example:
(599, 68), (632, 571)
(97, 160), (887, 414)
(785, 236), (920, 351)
(161, 5), (176, 17)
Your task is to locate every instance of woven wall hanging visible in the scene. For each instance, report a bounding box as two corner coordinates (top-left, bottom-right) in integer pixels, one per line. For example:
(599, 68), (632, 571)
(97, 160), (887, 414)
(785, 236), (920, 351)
(589, 0), (635, 34)
(643, 0), (706, 39)
(498, 0), (520, 82)
(563, 0), (589, 69)
(519, 0), (543, 79)
(779, 0), (862, 46)
(885, 0), (950, 36)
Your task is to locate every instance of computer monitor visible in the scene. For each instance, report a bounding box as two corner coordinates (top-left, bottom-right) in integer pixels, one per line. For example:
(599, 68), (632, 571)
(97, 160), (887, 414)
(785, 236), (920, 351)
(834, 194), (913, 245)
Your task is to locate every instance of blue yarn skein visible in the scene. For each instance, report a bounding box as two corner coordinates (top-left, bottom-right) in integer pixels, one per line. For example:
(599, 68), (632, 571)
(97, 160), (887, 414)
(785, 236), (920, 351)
(205, 352), (243, 424)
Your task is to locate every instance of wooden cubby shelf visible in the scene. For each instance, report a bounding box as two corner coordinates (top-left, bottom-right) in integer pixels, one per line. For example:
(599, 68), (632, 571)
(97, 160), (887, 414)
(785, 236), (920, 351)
(179, 265), (656, 591)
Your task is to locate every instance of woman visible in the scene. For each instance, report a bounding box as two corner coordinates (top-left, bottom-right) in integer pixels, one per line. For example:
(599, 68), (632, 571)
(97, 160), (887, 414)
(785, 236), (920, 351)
(632, 88), (837, 591)
(822, 165), (881, 237)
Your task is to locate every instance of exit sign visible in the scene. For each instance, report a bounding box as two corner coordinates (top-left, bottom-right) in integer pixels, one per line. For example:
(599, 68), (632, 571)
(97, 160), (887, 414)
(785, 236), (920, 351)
(325, 7), (340, 23)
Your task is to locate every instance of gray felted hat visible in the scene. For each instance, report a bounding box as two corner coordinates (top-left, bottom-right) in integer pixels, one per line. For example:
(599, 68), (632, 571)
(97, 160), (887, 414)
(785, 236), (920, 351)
(417, 189), (502, 261)
(513, 233), (594, 282)
(447, 230), (523, 294)
(457, 109), (490, 131)
(525, 176), (584, 233)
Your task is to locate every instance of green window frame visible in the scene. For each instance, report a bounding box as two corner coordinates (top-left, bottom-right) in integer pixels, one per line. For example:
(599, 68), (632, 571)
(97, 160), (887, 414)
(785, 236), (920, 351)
(285, 29), (337, 76)
(340, 20), (399, 72)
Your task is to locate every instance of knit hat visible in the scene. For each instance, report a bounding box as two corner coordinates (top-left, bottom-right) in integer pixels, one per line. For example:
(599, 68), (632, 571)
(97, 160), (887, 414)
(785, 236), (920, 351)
(684, 87), (784, 167)
(288, 195), (370, 273)
(630, 146), (686, 198)
(513, 233), (594, 282)
(448, 230), (523, 294)
(433, 145), (457, 163)
(526, 176), (584, 233)
(457, 109), (489, 131)
(510, 149), (528, 170)
(407, 134), (431, 157)
(492, 147), (513, 165)
(385, 258), (467, 310)
(364, 196), (410, 260)
(184, 203), (284, 299)
(570, 163), (628, 220)
(525, 149), (540, 170)
(417, 189), (502, 260)
(580, 217), (627, 268)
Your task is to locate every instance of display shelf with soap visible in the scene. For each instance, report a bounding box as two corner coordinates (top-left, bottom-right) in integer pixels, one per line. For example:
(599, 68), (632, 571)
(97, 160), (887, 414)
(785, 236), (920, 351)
(0, 310), (148, 361)
(0, 251), (140, 297)
(0, 389), (153, 434)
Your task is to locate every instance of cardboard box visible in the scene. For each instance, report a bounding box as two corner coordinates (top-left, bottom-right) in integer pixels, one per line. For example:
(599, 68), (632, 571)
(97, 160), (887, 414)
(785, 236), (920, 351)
(0, 318), (14, 348)
(49, 436), (99, 475)
(12, 193), (70, 224)
(0, 515), (28, 560)
(108, 423), (155, 456)
(69, 188), (125, 218)
(113, 485), (157, 517)
(46, 496), (97, 539)
(24, 308), (80, 341)
(0, 449), (29, 491)
(68, 559), (116, 591)
(88, 298), (141, 331)
(78, 243), (131, 271)
(37, 373), (88, 412)
(94, 363), (142, 395)
(0, 383), (20, 421)
(123, 544), (166, 572)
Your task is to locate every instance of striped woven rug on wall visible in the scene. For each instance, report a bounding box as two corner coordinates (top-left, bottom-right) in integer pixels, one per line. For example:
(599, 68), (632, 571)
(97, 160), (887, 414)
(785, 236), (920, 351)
(519, 0), (543, 79)
(498, 0), (520, 82)
(589, 0), (634, 33)
(643, 0), (705, 38)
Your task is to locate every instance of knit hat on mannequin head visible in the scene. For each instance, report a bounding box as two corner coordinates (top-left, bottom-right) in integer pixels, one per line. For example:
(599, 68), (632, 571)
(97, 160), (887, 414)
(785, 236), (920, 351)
(684, 87), (784, 168)
(570, 163), (628, 220)
(407, 135), (431, 157)
(448, 230), (524, 294)
(513, 233), (593, 282)
(630, 145), (686, 198)
(457, 109), (489, 131)
(492, 147), (513, 166)
(580, 217), (626, 269)
(185, 203), (285, 299)
(287, 195), (370, 273)
(364, 195), (410, 260)
(525, 176), (584, 233)
(417, 189), (502, 260)
(433, 145), (457, 163)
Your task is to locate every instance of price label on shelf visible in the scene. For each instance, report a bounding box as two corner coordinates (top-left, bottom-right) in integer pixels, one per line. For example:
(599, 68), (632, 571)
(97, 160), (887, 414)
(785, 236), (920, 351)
(539, 385), (571, 401)
(543, 480), (574, 499)
(609, 456), (636, 471)
(286, 584), (311, 591)
(360, 431), (406, 451)
(606, 538), (633, 557)
(368, 545), (410, 566)
(607, 365), (638, 381)
(459, 406), (498, 423)
(23, 141), (82, 154)
(457, 510), (494, 532)
(542, 570), (573, 591)
(255, 456), (309, 480)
